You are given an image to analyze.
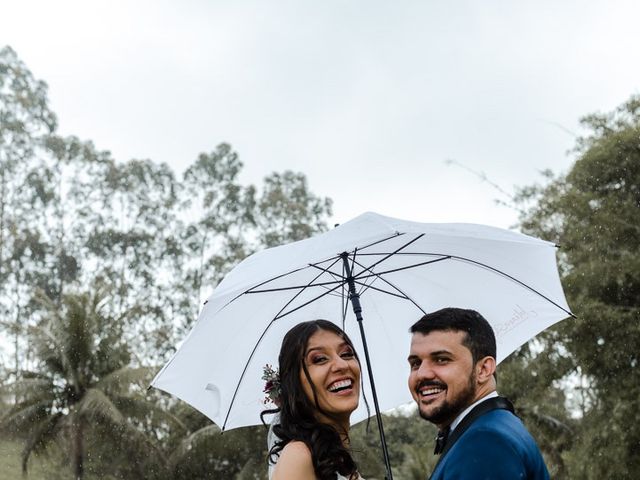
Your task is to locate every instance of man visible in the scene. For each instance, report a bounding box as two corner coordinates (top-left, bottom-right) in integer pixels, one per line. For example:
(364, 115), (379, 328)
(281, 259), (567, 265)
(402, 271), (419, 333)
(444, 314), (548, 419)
(407, 307), (550, 479)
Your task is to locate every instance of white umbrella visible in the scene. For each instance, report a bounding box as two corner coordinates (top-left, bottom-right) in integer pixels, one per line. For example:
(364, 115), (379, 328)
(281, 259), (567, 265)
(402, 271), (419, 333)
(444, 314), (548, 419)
(151, 212), (572, 479)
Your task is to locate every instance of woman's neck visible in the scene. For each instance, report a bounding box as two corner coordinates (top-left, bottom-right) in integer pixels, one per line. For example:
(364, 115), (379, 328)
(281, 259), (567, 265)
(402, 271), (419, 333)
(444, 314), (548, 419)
(316, 413), (351, 446)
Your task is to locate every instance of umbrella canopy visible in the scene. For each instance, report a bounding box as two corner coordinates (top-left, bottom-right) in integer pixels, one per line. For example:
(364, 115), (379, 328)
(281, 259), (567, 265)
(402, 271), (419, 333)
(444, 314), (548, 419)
(152, 211), (572, 432)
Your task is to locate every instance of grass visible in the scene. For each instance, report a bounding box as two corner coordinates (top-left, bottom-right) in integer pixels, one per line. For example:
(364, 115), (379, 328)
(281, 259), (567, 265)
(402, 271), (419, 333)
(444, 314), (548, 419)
(0, 438), (70, 480)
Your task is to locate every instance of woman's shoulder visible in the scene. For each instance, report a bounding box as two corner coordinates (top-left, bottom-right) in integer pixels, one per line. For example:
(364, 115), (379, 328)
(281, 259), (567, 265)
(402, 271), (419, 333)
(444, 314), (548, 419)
(271, 441), (315, 480)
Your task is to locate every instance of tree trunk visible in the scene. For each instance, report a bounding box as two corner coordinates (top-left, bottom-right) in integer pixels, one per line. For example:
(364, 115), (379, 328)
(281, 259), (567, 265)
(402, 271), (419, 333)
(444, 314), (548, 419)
(72, 416), (84, 480)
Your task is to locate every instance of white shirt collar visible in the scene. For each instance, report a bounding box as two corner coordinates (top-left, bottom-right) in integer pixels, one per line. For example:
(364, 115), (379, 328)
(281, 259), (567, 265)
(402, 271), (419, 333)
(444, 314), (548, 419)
(449, 391), (499, 432)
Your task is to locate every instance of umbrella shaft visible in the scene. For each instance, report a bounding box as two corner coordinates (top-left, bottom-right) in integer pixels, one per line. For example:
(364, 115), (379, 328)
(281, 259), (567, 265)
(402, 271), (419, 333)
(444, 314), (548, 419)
(342, 253), (394, 480)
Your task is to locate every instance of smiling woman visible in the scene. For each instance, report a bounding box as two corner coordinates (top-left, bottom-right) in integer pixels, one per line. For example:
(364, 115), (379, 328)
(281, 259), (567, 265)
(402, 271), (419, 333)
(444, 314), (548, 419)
(262, 320), (365, 480)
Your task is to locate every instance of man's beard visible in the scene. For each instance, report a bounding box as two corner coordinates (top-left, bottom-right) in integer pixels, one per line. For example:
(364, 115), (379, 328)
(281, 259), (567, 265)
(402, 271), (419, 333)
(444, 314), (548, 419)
(418, 370), (476, 426)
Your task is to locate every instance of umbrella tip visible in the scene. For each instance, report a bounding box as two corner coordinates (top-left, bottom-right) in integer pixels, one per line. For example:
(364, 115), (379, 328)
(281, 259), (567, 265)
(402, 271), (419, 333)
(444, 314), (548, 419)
(334, 223), (340, 228)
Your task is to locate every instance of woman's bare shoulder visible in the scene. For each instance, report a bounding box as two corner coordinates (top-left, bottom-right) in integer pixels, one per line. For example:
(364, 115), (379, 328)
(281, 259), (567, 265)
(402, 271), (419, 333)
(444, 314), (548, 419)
(272, 441), (315, 480)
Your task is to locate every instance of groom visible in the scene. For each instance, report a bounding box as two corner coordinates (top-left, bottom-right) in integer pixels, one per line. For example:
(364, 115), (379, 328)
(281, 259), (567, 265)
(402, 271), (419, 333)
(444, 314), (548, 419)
(407, 307), (550, 479)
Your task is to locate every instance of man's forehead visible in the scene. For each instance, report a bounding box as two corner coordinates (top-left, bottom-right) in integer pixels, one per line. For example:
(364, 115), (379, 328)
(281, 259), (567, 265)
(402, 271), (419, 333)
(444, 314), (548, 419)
(410, 329), (469, 352)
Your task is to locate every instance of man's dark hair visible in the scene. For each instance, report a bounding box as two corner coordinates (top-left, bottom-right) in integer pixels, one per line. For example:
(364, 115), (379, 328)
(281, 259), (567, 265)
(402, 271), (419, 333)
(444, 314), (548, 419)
(410, 307), (496, 364)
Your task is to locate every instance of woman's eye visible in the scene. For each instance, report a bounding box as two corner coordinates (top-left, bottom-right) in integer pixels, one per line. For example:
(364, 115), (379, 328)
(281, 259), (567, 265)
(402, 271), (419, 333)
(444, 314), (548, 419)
(311, 355), (327, 364)
(340, 350), (355, 359)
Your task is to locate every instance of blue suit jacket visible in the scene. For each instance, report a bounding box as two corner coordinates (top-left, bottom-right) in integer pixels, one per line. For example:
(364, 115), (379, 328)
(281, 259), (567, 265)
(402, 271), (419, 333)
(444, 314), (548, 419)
(429, 409), (550, 480)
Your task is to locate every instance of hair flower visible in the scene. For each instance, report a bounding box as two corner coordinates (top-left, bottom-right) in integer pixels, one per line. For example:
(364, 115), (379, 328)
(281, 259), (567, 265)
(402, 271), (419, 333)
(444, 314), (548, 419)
(262, 364), (281, 407)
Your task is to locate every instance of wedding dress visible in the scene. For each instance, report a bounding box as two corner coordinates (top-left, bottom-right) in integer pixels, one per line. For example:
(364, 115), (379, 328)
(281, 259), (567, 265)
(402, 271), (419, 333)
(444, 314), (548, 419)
(267, 417), (363, 479)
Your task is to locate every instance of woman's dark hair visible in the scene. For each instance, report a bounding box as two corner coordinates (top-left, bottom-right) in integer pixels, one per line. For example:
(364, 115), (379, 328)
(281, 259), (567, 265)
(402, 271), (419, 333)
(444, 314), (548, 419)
(262, 320), (360, 480)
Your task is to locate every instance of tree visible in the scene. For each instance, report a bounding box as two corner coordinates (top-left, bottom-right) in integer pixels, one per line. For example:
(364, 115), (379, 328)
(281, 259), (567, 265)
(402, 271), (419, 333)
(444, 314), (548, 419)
(0, 285), (169, 479)
(0, 46), (335, 479)
(515, 95), (640, 478)
(0, 45), (58, 378)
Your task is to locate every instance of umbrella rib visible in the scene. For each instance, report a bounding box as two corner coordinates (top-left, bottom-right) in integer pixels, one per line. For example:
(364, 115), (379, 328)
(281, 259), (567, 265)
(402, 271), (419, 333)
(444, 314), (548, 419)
(354, 253), (573, 317)
(344, 236), (421, 298)
(354, 256), (452, 280)
(351, 279), (411, 300)
(445, 255), (575, 317)
(246, 258), (349, 294)
(234, 232), (402, 299)
(353, 231), (404, 251)
(228, 234), (415, 298)
(246, 279), (343, 293)
(272, 283), (345, 321)
(221, 270), (344, 431)
(267, 256), (344, 322)
(359, 233), (425, 274)
(351, 258), (428, 314)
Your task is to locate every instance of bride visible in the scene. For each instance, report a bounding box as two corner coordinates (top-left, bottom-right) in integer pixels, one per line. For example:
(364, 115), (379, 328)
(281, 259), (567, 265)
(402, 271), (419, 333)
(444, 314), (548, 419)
(262, 320), (364, 480)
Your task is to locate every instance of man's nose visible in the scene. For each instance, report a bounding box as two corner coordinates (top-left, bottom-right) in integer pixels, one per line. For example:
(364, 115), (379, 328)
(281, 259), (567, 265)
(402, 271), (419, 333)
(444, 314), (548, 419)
(416, 362), (436, 380)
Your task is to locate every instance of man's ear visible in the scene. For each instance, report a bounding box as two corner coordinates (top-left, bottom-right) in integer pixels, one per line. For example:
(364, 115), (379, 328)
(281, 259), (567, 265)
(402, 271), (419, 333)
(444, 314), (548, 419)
(475, 356), (496, 384)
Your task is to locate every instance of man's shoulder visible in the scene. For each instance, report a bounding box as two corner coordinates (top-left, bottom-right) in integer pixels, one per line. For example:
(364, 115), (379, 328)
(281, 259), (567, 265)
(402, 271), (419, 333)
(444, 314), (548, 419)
(471, 407), (525, 432)
(433, 410), (549, 480)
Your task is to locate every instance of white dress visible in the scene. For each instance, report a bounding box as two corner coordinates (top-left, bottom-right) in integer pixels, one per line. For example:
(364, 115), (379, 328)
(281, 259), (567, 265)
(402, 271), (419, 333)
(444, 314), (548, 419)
(269, 465), (360, 480)
(267, 416), (363, 479)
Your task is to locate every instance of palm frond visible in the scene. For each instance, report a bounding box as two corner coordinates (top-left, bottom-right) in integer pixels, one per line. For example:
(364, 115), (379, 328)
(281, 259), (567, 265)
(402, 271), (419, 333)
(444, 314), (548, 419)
(77, 388), (123, 424)
(20, 412), (63, 475)
(95, 366), (155, 394)
(0, 399), (54, 434)
(167, 424), (221, 468)
(112, 394), (187, 432)
(1, 377), (56, 398)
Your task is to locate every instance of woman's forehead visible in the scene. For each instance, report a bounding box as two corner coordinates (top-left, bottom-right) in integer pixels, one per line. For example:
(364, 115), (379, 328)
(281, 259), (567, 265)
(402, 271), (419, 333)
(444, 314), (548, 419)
(305, 329), (347, 351)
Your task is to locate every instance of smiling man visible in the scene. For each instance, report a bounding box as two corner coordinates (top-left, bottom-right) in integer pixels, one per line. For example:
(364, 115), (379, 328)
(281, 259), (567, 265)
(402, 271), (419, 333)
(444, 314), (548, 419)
(407, 307), (550, 480)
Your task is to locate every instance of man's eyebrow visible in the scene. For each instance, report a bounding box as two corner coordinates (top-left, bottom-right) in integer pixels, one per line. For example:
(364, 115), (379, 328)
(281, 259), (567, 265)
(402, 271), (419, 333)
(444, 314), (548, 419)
(430, 350), (454, 357)
(407, 350), (454, 362)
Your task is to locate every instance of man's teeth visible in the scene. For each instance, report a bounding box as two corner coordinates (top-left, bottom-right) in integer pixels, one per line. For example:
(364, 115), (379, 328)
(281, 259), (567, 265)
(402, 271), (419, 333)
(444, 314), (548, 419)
(420, 387), (445, 396)
(328, 379), (353, 392)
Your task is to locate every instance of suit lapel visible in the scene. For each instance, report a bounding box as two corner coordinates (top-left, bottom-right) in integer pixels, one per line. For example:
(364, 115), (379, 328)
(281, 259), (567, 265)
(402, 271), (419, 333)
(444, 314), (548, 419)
(428, 396), (515, 479)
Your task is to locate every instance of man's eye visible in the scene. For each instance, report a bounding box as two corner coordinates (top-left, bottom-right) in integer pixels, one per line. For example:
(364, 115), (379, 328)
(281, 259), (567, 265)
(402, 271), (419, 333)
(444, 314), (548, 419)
(409, 360), (420, 370)
(435, 357), (450, 364)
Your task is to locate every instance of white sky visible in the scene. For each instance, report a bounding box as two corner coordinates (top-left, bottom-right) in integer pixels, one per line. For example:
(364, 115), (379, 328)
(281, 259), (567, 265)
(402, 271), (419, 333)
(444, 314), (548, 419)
(2, 0), (639, 230)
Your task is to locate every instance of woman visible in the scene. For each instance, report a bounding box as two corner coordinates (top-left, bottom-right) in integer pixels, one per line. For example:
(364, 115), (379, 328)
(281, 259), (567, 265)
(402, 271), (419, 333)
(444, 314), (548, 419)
(262, 320), (364, 480)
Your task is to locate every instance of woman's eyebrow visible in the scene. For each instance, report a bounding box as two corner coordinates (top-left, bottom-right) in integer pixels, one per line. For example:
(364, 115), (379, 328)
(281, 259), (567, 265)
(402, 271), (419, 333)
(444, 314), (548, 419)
(305, 346), (325, 355)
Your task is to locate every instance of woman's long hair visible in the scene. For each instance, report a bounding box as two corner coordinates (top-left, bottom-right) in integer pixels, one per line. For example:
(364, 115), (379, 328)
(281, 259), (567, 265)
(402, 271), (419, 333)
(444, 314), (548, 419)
(262, 320), (360, 480)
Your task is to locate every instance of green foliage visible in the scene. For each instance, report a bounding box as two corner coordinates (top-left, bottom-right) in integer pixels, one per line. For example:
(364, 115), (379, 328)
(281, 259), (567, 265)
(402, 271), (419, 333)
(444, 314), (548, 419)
(0, 286), (165, 479)
(349, 411), (438, 480)
(1, 46), (334, 479)
(514, 94), (640, 478)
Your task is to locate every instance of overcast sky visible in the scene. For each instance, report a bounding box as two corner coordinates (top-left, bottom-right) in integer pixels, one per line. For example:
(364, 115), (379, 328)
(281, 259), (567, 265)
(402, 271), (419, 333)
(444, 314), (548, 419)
(2, 0), (639, 230)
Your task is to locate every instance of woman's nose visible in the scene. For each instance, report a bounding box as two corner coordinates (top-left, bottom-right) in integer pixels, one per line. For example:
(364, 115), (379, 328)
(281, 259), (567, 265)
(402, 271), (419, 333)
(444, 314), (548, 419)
(331, 355), (349, 371)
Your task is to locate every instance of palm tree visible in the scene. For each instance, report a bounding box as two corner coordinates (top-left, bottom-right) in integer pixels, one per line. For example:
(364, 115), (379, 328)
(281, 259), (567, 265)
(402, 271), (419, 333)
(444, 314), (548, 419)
(0, 286), (173, 479)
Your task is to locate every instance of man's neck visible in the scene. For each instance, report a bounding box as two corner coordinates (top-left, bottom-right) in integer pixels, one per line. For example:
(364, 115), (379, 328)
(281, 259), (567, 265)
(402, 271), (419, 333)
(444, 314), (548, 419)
(449, 390), (499, 432)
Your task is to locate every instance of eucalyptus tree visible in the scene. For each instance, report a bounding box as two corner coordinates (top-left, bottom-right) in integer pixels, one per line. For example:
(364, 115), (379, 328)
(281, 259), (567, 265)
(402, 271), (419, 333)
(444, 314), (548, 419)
(176, 144), (333, 330)
(0, 45), (58, 376)
(256, 170), (333, 248)
(515, 95), (640, 478)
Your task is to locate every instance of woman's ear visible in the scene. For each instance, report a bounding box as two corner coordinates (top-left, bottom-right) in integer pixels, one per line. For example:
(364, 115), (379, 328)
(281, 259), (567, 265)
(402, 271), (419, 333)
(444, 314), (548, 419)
(475, 356), (496, 384)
